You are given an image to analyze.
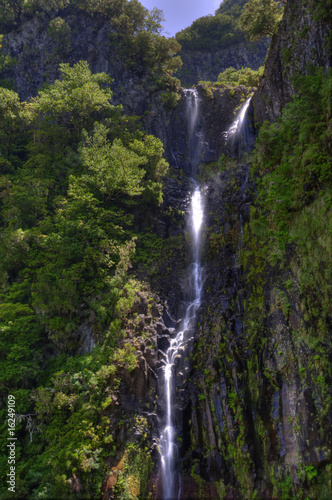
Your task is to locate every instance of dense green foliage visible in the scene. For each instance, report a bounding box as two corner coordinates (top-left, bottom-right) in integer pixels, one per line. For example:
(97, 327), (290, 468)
(236, 66), (332, 496)
(251, 67), (331, 258)
(0, 61), (167, 497)
(239, 0), (284, 41)
(175, 0), (248, 51)
(0, 0), (330, 496)
(216, 65), (264, 87)
(0, 0), (159, 34)
(175, 0), (278, 51)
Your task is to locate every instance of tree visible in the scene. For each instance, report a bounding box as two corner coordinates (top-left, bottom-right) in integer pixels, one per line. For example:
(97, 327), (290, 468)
(0, 301), (44, 387)
(79, 122), (147, 202)
(130, 31), (182, 76)
(216, 66), (264, 87)
(144, 7), (165, 34)
(31, 61), (119, 153)
(176, 12), (242, 51)
(239, 0), (284, 41)
(0, 88), (32, 162)
(47, 17), (71, 53)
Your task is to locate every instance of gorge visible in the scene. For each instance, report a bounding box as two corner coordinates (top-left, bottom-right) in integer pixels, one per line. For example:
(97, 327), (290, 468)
(0, 0), (331, 499)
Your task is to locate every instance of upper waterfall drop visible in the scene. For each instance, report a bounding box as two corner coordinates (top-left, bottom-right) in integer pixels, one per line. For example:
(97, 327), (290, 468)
(226, 97), (252, 136)
(184, 89), (202, 175)
(223, 96), (255, 157)
(192, 187), (203, 236)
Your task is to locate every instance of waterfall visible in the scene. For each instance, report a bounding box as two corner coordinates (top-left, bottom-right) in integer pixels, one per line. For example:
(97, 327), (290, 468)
(160, 186), (203, 499)
(160, 89), (204, 499)
(223, 97), (255, 157)
(185, 89), (201, 174)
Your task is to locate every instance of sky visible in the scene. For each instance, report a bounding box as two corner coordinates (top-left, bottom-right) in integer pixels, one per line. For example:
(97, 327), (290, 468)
(140, 0), (222, 37)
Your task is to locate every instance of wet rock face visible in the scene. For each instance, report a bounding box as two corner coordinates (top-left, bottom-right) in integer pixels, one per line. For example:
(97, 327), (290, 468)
(178, 39), (270, 88)
(254, 0), (330, 124)
(198, 85), (256, 161)
(155, 85), (255, 175)
(176, 164), (332, 497)
(2, 13), (116, 102)
(1, 11), (184, 160)
(143, 85), (255, 174)
(104, 288), (162, 487)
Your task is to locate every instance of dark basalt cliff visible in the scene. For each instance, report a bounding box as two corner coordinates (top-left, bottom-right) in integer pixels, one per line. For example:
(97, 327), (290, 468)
(178, 39), (269, 88)
(145, 84), (255, 175)
(173, 164), (331, 498)
(254, 0), (331, 123)
(159, 1), (331, 497)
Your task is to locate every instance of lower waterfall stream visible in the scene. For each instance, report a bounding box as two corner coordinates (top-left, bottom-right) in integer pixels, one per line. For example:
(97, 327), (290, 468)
(159, 88), (204, 499)
(160, 185), (203, 499)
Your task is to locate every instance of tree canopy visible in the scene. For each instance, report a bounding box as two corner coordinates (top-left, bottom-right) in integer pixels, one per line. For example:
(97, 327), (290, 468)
(239, 0), (284, 41)
(0, 60), (168, 349)
(176, 0), (249, 51)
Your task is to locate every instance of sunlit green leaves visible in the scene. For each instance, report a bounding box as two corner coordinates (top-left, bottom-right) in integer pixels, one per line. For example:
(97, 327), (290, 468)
(0, 301), (44, 386)
(0, 87), (32, 163)
(79, 123), (146, 200)
(216, 66), (264, 88)
(239, 0), (283, 41)
(31, 61), (117, 149)
(251, 67), (332, 253)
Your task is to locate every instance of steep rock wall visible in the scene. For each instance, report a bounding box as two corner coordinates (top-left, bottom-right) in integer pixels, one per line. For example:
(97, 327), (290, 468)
(178, 39), (269, 88)
(254, 0), (331, 123)
(145, 84), (255, 175)
(173, 164), (331, 499)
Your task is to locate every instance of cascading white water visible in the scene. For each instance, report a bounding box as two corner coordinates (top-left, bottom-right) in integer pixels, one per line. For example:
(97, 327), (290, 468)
(185, 89), (201, 174)
(223, 97), (254, 157)
(160, 89), (203, 499)
(160, 186), (203, 500)
(225, 97), (252, 138)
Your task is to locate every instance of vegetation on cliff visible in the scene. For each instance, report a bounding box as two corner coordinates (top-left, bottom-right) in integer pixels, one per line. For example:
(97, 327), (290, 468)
(0, 0), (331, 498)
(239, 0), (284, 41)
(175, 0), (282, 51)
(176, 0), (249, 51)
(0, 59), (168, 498)
(0, 0), (182, 97)
(188, 65), (331, 499)
(0, 0), (163, 35)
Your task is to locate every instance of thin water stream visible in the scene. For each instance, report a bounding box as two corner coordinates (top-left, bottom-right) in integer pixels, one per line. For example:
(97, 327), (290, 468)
(223, 96), (254, 157)
(160, 89), (203, 499)
(160, 186), (203, 499)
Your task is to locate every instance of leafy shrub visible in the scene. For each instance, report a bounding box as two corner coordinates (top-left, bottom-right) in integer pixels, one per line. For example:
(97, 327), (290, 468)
(47, 17), (71, 52)
(159, 90), (181, 109)
(251, 66), (332, 253)
(216, 66), (264, 87)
